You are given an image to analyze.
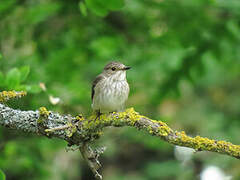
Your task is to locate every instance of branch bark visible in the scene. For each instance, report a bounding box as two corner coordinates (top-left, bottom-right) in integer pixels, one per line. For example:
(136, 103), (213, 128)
(0, 91), (240, 179)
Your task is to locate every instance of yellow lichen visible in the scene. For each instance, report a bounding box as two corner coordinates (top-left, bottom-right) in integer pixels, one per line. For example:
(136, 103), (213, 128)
(0, 91), (27, 102)
(147, 125), (153, 134)
(99, 113), (109, 123)
(76, 114), (85, 121)
(124, 108), (143, 125)
(216, 141), (240, 157)
(154, 121), (172, 137)
(38, 107), (50, 123)
(83, 118), (99, 130)
(65, 122), (77, 138)
(172, 131), (240, 157)
(39, 107), (50, 117)
(158, 126), (170, 137)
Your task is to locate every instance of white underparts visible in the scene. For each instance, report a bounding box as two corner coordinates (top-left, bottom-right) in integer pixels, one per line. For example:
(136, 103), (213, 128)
(92, 71), (129, 113)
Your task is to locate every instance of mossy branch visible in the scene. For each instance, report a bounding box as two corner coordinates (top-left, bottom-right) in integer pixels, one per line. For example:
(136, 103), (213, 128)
(0, 91), (240, 179)
(0, 91), (27, 102)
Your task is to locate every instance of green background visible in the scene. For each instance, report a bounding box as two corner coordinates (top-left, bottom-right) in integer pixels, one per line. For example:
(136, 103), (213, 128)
(0, 0), (240, 179)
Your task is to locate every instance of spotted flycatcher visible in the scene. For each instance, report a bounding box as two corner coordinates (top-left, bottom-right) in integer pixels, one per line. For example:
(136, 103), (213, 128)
(91, 61), (131, 115)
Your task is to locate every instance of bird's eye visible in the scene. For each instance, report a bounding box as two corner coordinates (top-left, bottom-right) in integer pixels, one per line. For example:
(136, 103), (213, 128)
(111, 67), (116, 71)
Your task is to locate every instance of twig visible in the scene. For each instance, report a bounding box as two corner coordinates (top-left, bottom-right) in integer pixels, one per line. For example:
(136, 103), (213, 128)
(79, 143), (103, 180)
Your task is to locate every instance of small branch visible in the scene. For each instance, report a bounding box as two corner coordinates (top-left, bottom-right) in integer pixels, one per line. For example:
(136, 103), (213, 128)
(83, 109), (240, 159)
(79, 143), (105, 180)
(45, 125), (70, 133)
(1, 91), (240, 179)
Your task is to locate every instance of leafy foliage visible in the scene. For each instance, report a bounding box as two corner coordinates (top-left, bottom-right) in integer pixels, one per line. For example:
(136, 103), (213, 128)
(84, 0), (124, 16)
(0, 67), (40, 93)
(0, 169), (6, 180)
(0, 0), (240, 179)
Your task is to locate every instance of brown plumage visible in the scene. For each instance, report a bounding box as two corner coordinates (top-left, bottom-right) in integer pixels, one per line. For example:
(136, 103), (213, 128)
(91, 74), (104, 100)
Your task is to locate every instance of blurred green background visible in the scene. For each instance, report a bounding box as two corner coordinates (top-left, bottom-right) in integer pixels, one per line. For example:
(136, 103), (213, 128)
(0, 0), (240, 179)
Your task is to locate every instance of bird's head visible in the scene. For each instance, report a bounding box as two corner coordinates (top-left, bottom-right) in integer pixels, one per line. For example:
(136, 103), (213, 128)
(103, 61), (131, 81)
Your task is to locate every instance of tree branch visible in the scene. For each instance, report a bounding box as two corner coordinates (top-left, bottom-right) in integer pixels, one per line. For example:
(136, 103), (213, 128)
(0, 91), (240, 179)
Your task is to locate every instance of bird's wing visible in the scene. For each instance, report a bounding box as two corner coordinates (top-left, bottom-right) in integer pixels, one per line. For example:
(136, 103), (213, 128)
(91, 74), (104, 100)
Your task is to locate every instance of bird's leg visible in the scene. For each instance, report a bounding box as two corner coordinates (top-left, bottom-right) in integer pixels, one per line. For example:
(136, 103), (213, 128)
(95, 110), (102, 121)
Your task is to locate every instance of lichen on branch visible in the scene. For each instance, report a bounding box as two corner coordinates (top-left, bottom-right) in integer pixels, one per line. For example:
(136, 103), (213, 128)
(0, 91), (26, 102)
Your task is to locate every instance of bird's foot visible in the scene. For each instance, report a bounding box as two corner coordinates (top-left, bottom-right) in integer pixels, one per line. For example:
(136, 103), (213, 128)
(94, 110), (102, 121)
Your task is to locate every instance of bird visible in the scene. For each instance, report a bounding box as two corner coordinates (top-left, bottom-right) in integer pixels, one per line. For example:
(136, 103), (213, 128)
(91, 61), (131, 117)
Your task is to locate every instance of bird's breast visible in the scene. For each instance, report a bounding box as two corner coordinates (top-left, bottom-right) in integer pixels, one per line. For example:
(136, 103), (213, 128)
(92, 79), (129, 112)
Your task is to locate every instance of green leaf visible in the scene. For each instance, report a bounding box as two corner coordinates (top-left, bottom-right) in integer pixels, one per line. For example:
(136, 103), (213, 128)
(0, 53), (2, 60)
(0, 0), (16, 13)
(226, 20), (240, 40)
(0, 169), (6, 180)
(6, 68), (21, 89)
(79, 2), (88, 16)
(26, 84), (41, 94)
(16, 85), (27, 91)
(85, 0), (108, 16)
(19, 66), (30, 82)
(104, 0), (124, 10)
(24, 2), (61, 25)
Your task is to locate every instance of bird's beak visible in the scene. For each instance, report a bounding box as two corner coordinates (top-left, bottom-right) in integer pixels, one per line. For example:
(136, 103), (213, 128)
(123, 66), (131, 70)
